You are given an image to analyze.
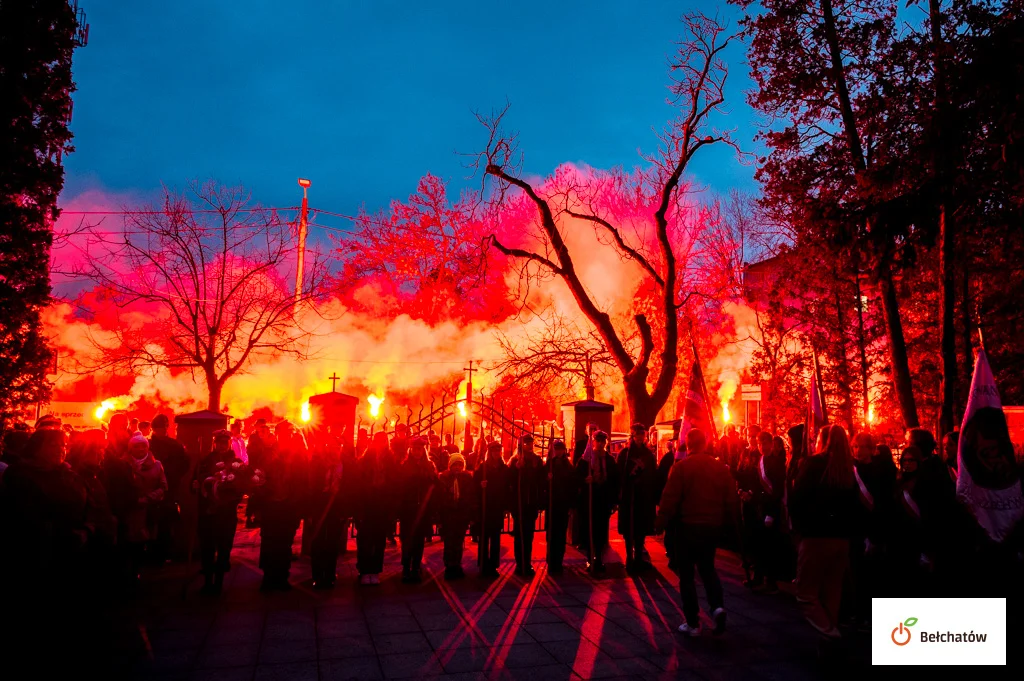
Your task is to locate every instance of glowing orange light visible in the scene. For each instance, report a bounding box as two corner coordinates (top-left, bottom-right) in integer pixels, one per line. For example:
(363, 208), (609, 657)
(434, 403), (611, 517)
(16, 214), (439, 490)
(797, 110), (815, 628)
(94, 397), (126, 422)
(867, 406), (875, 424)
(722, 402), (731, 424)
(300, 402), (311, 423)
(457, 401), (467, 418)
(368, 393), (385, 418)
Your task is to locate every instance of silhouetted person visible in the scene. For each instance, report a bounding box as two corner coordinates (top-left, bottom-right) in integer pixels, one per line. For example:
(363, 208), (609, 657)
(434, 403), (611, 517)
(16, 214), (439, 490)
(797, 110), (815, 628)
(438, 452), (476, 579)
(399, 437), (438, 583)
(194, 430), (255, 594)
(545, 440), (576, 574)
(576, 431), (619, 573)
(618, 423), (658, 573)
(656, 428), (737, 636)
(356, 432), (396, 585)
(475, 442), (508, 577)
(508, 434), (544, 577)
(309, 436), (345, 589)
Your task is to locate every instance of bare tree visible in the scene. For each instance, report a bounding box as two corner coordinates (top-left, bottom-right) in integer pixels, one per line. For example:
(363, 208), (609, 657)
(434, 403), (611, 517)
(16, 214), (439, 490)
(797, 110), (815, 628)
(492, 313), (616, 401)
(473, 12), (740, 425)
(67, 181), (328, 410)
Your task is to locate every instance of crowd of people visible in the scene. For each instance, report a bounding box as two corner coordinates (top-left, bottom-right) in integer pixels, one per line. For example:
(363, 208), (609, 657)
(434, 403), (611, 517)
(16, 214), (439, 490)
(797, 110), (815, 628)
(0, 409), (1020, 653)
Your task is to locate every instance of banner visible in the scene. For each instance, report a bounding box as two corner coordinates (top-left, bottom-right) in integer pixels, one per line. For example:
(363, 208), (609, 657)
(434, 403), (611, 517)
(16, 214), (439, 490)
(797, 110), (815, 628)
(956, 349), (1023, 542)
(806, 352), (828, 456)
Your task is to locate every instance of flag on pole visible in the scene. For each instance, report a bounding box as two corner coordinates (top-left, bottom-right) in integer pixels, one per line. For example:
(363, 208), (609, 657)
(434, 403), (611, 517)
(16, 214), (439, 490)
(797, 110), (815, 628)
(956, 348), (1023, 542)
(680, 360), (710, 443)
(806, 351), (828, 456)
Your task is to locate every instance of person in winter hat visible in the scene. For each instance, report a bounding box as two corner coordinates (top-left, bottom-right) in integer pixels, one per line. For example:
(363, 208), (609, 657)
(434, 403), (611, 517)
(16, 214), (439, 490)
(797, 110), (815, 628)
(438, 452), (476, 579)
(125, 434), (167, 579)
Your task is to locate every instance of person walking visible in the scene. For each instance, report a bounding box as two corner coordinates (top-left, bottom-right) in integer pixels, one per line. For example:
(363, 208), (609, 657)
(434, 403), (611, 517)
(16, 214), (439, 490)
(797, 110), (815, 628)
(575, 431), (618, 574)
(789, 424), (863, 644)
(438, 452), (476, 579)
(399, 437), (438, 583)
(355, 432), (396, 585)
(545, 440), (576, 574)
(508, 434), (544, 577)
(655, 429), (737, 636)
(618, 423), (658, 574)
(475, 442), (508, 577)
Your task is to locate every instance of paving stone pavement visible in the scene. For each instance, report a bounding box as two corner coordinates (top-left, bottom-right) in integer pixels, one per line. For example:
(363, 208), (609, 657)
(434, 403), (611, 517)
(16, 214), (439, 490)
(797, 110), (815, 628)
(99, 523), (870, 680)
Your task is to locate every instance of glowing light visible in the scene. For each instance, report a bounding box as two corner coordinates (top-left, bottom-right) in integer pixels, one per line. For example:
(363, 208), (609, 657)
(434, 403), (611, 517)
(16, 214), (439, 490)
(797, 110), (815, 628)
(867, 406), (875, 424)
(722, 402), (731, 424)
(94, 397), (126, 422)
(300, 401), (311, 423)
(368, 393), (385, 419)
(458, 401), (467, 418)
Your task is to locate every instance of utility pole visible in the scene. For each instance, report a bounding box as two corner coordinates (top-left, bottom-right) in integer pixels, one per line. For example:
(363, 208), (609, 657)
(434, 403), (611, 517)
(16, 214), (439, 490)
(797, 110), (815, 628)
(295, 178), (311, 305)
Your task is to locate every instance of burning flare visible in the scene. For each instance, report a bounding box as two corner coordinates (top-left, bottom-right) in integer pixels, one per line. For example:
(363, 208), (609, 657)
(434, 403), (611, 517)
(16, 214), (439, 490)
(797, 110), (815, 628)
(866, 405), (875, 425)
(300, 401), (311, 423)
(368, 393), (385, 419)
(94, 397), (128, 422)
(457, 401), (467, 418)
(722, 402), (731, 424)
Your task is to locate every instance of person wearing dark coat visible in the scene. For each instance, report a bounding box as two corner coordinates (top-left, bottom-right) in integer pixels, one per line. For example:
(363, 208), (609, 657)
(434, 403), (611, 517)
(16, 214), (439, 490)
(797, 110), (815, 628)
(545, 440), (576, 574)
(258, 422), (308, 591)
(754, 432), (787, 593)
(244, 419), (270, 527)
(0, 430), (90, 589)
(399, 438), (438, 583)
(508, 435), (544, 577)
(475, 442), (508, 576)
(309, 436), (346, 589)
(193, 430), (255, 593)
(575, 431), (619, 573)
(438, 452), (476, 579)
(355, 432), (396, 585)
(618, 424), (659, 573)
(147, 414), (190, 560)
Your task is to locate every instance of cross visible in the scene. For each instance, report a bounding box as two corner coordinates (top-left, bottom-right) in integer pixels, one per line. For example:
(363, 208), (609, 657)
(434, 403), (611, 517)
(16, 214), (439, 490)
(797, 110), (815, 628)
(464, 360), (476, 391)
(328, 372), (340, 393)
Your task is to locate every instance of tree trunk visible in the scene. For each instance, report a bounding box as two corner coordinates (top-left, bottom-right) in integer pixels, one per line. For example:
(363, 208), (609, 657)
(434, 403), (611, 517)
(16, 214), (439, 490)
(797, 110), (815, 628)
(931, 0), (956, 437)
(939, 207), (957, 436)
(853, 267), (871, 428)
(833, 277), (855, 432)
(878, 265), (919, 428)
(623, 376), (660, 431)
(206, 374), (223, 413)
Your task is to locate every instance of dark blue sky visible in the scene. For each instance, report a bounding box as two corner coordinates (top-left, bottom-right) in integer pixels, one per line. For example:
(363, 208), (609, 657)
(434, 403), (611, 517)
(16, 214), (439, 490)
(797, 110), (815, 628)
(63, 0), (759, 218)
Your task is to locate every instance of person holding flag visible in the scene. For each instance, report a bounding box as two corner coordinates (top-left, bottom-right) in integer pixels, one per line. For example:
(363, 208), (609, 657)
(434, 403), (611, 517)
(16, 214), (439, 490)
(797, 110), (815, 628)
(956, 347), (1024, 544)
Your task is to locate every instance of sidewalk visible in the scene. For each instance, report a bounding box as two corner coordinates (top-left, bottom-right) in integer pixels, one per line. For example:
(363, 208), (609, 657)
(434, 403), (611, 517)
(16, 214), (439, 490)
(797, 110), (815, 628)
(115, 525), (869, 680)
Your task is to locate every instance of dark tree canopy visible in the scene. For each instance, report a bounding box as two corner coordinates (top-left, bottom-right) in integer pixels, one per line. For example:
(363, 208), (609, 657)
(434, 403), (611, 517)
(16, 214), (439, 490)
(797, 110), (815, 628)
(0, 1), (78, 422)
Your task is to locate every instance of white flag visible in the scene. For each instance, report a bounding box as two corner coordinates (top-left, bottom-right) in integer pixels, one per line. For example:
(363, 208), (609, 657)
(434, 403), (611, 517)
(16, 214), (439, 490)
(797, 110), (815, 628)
(956, 349), (1024, 542)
